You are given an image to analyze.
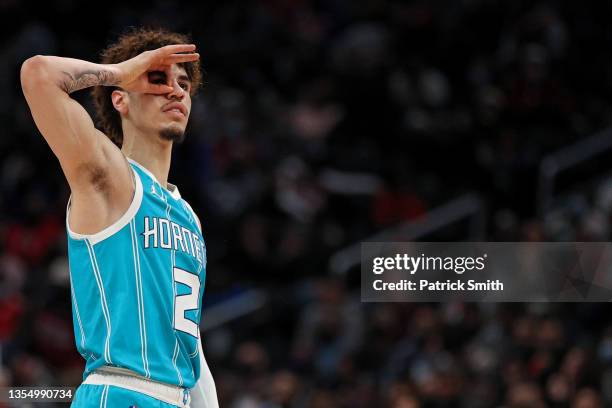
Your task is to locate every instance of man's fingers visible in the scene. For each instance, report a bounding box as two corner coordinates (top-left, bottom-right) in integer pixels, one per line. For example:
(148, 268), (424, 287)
(158, 44), (197, 56)
(161, 53), (200, 65)
(146, 83), (174, 94)
(149, 53), (199, 71)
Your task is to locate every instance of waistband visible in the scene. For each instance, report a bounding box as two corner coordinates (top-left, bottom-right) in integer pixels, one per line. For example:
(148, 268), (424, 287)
(83, 367), (190, 407)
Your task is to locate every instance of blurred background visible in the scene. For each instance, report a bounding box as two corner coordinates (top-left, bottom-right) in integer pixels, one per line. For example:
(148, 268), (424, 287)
(2, 0), (612, 407)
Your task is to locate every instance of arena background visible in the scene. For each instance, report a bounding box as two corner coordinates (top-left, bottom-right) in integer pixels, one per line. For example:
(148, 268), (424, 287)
(2, 1), (612, 407)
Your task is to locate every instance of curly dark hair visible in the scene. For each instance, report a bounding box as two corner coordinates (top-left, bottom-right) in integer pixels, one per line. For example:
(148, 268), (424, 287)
(91, 27), (202, 146)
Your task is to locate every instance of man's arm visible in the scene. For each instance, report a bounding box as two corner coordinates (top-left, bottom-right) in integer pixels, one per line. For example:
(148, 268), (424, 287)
(191, 335), (219, 408)
(189, 209), (217, 407)
(20, 56), (123, 190)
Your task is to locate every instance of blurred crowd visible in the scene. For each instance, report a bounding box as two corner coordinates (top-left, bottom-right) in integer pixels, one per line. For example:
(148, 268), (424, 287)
(2, 0), (612, 406)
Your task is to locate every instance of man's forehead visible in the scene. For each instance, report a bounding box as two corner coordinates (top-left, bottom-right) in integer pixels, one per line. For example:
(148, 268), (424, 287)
(170, 64), (187, 75)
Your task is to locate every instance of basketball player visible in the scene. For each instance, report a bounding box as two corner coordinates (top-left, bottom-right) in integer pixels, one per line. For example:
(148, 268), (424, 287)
(20, 28), (218, 407)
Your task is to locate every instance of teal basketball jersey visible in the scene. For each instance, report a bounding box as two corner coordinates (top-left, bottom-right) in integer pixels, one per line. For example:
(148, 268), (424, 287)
(66, 157), (206, 388)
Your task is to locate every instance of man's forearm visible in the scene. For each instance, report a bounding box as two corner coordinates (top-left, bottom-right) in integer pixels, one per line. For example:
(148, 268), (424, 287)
(191, 336), (219, 408)
(21, 55), (119, 95)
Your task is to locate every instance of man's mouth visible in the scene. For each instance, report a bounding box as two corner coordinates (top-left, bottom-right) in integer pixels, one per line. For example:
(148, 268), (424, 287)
(166, 108), (185, 116)
(162, 102), (187, 117)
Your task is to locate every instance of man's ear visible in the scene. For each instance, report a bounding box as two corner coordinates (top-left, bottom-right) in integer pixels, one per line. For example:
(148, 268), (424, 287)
(111, 89), (128, 115)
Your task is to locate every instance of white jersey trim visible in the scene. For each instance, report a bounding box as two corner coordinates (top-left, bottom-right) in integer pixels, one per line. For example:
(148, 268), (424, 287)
(66, 164), (144, 245)
(127, 157), (182, 200)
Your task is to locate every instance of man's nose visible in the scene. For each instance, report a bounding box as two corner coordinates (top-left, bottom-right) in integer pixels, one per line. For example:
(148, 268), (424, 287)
(167, 79), (186, 100)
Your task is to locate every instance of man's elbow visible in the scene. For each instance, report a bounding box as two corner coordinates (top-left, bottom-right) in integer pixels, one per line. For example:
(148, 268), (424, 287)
(20, 55), (51, 94)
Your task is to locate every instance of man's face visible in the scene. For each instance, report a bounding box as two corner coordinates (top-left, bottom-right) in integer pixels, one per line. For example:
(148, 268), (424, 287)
(124, 63), (192, 143)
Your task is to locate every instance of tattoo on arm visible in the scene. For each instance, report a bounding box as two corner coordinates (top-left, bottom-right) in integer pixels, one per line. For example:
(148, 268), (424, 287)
(59, 69), (119, 94)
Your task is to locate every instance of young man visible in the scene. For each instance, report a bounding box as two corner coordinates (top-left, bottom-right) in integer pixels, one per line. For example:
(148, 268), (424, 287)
(20, 28), (218, 407)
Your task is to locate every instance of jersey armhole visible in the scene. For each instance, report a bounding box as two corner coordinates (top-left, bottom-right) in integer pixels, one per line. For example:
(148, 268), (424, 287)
(66, 162), (143, 245)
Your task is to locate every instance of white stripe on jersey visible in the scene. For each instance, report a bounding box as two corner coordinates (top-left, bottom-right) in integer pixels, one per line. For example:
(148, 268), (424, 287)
(85, 239), (113, 364)
(130, 219), (150, 378)
(69, 270), (86, 351)
(99, 384), (109, 408)
(165, 198), (185, 387)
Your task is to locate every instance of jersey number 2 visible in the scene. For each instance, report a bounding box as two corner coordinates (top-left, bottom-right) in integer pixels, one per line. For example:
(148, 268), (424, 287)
(173, 267), (200, 338)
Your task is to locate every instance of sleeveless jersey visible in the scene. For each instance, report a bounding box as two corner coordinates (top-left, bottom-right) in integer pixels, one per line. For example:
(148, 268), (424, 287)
(66, 157), (206, 388)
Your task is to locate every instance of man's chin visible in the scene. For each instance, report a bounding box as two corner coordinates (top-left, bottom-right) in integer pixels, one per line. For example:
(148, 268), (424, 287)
(159, 126), (186, 143)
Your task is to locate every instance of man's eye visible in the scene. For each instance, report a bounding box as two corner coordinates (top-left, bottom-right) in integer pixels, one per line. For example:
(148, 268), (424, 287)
(148, 72), (166, 84)
(179, 83), (190, 90)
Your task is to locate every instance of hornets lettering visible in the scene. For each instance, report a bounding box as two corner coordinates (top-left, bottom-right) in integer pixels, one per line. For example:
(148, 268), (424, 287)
(141, 216), (206, 264)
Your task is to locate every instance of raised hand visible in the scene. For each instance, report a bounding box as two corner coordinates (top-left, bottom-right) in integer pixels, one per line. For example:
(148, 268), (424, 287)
(115, 44), (199, 94)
